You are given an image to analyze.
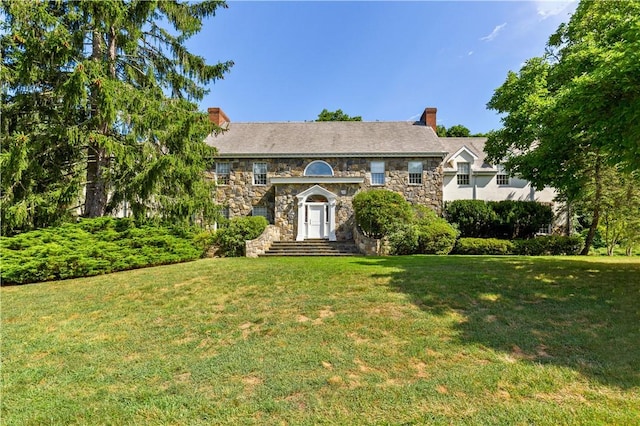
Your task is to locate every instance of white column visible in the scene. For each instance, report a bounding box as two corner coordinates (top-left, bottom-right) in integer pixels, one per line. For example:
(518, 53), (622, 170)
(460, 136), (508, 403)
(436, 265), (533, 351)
(328, 200), (337, 241)
(296, 200), (306, 241)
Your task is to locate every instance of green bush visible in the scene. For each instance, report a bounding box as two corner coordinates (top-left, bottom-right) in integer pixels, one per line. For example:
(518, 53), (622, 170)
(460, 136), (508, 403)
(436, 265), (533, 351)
(445, 199), (553, 239)
(213, 216), (268, 257)
(387, 207), (458, 256)
(491, 200), (553, 239)
(388, 224), (419, 255)
(416, 219), (458, 255)
(0, 218), (204, 285)
(514, 235), (583, 255)
(453, 238), (515, 255)
(444, 200), (497, 238)
(353, 190), (413, 239)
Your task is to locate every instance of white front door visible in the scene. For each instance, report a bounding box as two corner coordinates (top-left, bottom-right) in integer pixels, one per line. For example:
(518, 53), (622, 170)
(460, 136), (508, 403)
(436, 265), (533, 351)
(307, 204), (325, 239)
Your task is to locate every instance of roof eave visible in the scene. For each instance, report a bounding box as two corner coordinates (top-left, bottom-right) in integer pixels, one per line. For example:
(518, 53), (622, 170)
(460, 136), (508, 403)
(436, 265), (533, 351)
(215, 152), (448, 159)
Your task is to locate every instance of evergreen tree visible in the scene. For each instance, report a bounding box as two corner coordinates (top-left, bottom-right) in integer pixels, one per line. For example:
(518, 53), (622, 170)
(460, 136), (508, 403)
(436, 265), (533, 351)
(1, 1), (233, 234)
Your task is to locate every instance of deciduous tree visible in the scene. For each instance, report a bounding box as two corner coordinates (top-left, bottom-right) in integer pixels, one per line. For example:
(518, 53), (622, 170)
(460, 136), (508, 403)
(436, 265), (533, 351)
(486, 0), (640, 254)
(316, 109), (362, 121)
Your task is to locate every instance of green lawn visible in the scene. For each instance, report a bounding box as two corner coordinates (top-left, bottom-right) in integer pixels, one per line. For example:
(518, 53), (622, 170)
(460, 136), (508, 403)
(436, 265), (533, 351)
(2, 256), (639, 425)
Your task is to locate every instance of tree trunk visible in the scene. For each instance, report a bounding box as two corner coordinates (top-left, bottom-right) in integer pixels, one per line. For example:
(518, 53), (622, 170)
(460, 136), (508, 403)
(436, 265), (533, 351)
(84, 27), (116, 217)
(580, 154), (603, 255)
(85, 145), (109, 217)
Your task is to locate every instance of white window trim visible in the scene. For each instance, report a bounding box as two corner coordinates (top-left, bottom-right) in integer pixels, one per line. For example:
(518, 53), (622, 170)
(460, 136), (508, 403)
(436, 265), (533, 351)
(304, 160), (334, 176)
(215, 162), (230, 186)
(457, 162), (470, 186)
(370, 161), (385, 186)
(408, 161), (423, 185)
(253, 162), (268, 186)
(496, 165), (510, 186)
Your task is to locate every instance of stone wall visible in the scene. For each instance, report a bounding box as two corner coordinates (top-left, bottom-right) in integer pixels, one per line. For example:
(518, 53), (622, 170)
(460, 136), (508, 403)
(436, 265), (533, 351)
(214, 157), (443, 241)
(353, 225), (389, 256)
(245, 225), (280, 258)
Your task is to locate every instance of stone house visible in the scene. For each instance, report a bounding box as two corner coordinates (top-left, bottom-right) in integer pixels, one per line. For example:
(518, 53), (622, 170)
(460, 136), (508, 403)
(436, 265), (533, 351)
(204, 107), (557, 242)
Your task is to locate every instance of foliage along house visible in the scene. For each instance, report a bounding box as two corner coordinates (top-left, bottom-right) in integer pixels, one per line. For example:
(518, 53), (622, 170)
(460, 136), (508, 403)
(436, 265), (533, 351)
(205, 107), (556, 243)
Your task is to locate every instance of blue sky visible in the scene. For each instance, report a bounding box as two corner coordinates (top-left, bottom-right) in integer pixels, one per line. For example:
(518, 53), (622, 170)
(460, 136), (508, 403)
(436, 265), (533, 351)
(190, 1), (577, 134)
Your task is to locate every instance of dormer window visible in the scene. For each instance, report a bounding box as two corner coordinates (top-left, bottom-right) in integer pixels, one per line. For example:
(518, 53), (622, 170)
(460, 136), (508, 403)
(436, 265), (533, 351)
(496, 165), (510, 185)
(457, 162), (470, 185)
(304, 160), (334, 176)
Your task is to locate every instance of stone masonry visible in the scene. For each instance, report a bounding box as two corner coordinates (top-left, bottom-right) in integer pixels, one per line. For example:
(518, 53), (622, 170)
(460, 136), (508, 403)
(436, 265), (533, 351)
(214, 157), (443, 241)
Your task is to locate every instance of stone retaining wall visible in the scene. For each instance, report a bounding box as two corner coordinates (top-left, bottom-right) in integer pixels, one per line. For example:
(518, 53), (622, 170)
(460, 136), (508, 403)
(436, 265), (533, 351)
(353, 226), (389, 256)
(245, 225), (280, 258)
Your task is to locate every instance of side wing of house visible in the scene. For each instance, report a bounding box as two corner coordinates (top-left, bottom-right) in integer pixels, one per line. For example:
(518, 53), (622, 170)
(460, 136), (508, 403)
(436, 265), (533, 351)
(441, 138), (556, 203)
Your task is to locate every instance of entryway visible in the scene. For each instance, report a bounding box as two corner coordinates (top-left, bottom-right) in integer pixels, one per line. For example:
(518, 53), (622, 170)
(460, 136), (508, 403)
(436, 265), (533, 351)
(306, 203), (326, 239)
(295, 185), (337, 241)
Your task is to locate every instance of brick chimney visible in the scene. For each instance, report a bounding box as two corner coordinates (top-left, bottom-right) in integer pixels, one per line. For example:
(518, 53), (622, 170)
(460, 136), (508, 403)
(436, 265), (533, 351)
(208, 107), (230, 126)
(420, 107), (437, 133)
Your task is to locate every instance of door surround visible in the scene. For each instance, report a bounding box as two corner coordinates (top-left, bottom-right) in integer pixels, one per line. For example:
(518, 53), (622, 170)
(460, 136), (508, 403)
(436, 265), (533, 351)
(296, 185), (337, 241)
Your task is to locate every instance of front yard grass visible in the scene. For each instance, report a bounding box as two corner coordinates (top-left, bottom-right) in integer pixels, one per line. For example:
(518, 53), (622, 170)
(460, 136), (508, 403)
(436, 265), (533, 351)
(2, 255), (639, 425)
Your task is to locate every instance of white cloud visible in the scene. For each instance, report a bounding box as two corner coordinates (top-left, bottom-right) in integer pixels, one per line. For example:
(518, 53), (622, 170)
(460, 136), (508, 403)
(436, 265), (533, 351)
(536, 1), (577, 20)
(468, 51), (474, 56)
(481, 23), (507, 42)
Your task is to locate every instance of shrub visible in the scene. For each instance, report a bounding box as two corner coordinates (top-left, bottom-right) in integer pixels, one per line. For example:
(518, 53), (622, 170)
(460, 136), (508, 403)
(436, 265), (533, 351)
(353, 190), (413, 239)
(213, 216), (268, 257)
(388, 224), (419, 255)
(388, 214), (458, 256)
(0, 218), (203, 285)
(514, 235), (583, 255)
(453, 238), (515, 255)
(416, 219), (458, 255)
(445, 199), (554, 239)
(444, 200), (497, 238)
(490, 200), (553, 239)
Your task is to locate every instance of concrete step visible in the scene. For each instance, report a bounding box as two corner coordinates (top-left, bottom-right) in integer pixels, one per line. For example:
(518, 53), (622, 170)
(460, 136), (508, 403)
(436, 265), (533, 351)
(260, 240), (360, 257)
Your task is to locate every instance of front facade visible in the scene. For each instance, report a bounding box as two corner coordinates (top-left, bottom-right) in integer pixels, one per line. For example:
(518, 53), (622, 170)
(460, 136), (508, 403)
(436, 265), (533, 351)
(205, 107), (557, 242)
(205, 108), (446, 241)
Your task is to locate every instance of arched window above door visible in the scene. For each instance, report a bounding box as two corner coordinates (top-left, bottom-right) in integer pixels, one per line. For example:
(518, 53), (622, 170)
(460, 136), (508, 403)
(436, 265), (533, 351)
(304, 160), (334, 176)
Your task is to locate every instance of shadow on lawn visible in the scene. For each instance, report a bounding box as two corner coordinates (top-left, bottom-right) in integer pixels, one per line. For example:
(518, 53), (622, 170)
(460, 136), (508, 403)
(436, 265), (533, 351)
(357, 256), (640, 389)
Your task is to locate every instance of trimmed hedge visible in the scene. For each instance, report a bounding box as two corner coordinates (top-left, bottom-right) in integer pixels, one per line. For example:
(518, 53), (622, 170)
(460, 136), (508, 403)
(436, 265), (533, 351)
(0, 218), (203, 285)
(453, 238), (515, 255)
(453, 235), (583, 256)
(513, 235), (583, 255)
(444, 200), (553, 239)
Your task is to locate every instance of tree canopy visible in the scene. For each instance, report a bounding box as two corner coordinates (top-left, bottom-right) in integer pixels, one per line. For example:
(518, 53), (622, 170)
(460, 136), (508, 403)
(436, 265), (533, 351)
(486, 0), (640, 254)
(316, 109), (362, 122)
(1, 0), (232, 235)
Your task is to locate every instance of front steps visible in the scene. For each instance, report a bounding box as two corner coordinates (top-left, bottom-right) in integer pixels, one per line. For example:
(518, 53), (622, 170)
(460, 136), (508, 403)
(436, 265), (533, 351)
(260, 239), (360, 257)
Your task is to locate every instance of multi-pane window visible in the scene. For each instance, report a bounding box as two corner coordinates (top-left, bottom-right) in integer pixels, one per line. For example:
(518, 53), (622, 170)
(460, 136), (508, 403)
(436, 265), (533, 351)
(370, 161), (385, 186)
(252, 206), (269, 222)
(496, 165), (510, 185)
(408, 161), (423, 185)
(538, 224), (552, 235)
(253, 162), (267, 185)
(215, 162), (230, 185)
(457, 162), (470, 185)
(221, 207), (230, 220)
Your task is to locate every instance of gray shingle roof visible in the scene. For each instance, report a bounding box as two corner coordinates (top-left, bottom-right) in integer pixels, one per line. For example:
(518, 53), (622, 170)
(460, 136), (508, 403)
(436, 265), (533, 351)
(205, 121), (447, 158)
(440, 137), (494, 171)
